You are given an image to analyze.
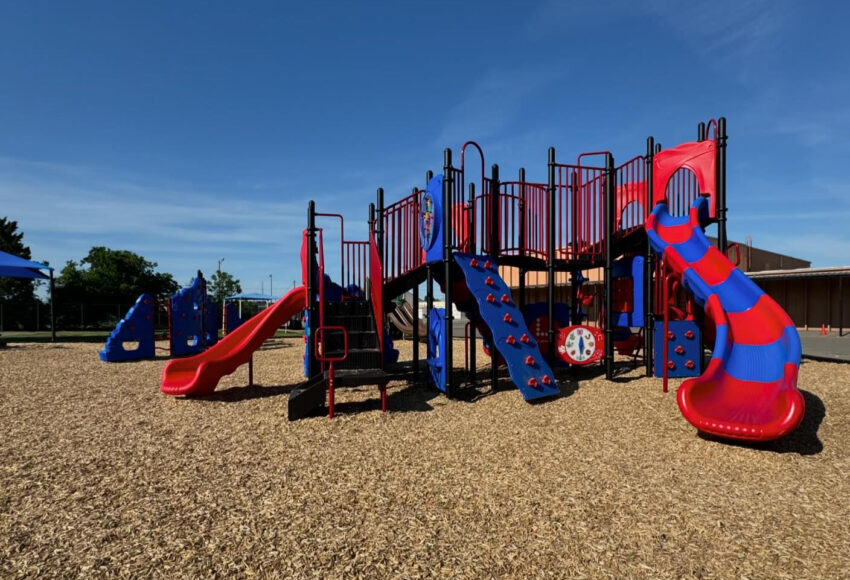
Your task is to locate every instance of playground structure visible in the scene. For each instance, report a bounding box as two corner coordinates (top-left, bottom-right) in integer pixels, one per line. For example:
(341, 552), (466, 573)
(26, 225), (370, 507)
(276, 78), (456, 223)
(160, 117), (805, 442)
(100, 272), (244, 362)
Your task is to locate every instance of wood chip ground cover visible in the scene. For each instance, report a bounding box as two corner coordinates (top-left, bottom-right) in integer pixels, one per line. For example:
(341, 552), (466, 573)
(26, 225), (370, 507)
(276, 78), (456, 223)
(1, 340), (848, 578)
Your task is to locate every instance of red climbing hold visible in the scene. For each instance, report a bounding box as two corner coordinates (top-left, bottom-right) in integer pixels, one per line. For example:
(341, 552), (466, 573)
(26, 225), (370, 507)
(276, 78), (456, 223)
(541, 375), (552, 385)
(486, 293), (496, 303)
(469, 258), (479, 267)
(484, 260), (493, 270)
(500, 294), (510, 303)
(674, 345), (685, 355)
(667, 360), (676, 369)
(684, 330), (695, 339)
(525, 355), (535, 366)
(527, 377), (539, 388)
(503, 313), (513, 323)
(667, 331), (675, 340)
(506, 335), (516, 345)
(685, 360), (695, 369)
(520, 333), (530, 344)
(485, 276), (495, 286)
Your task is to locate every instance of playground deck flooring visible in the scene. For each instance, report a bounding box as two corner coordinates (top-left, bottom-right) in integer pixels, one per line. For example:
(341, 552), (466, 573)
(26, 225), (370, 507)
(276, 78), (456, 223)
(1, 340), (847, 578)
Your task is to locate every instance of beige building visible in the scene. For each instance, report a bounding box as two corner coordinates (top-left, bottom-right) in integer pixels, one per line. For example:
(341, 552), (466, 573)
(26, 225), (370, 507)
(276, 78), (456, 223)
(500, 237), (848, 332)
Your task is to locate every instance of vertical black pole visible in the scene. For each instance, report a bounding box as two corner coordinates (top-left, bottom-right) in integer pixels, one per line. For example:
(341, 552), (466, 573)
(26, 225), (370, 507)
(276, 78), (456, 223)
(490, 164), (500, 258)
(489, 165), (499, 391)
(468, 183), (476, 254)
(307, 200), (320, 378)
(546, 147), (556, 368)
(698, 121), (706, 142)
(569, 169), (579, 325)
(655, 143), (662, 154)
(604, 153), (615, 380)
(426, 171), (434, 330)
(645, 137), (655, 376)
(467, 182), (477, 386)
(376, 188), (385, 269)
(519, 168), (527, 258)
(376, 187), (387, 345)
(410, 189), (420, 380)
(443, 149), (454, 397)
(413, 280), (420, 378)
(49, 269), (55, 342)
(518, 269), (526, 311)
(716, 117), (728, 253)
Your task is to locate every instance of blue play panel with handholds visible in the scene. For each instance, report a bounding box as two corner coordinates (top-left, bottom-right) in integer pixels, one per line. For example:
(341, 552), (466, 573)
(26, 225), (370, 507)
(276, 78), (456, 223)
(453, 253), (560, 401)
(99, 294), (155, 362)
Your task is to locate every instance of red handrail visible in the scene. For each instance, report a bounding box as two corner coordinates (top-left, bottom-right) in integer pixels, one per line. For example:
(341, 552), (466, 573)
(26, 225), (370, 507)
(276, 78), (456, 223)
(369, 225), (385, 361)
(315, 325), (348, 419)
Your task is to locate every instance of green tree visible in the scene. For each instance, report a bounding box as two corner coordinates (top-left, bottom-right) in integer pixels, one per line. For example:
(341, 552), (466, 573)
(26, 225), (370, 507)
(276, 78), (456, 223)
(209, 269), (242, 304)
(57, 247), (178, 305)
(0, 217), (39, 305)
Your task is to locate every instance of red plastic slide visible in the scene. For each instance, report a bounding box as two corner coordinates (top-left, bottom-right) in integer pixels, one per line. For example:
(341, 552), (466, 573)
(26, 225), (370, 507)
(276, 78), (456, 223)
(161, 286), (306, 396)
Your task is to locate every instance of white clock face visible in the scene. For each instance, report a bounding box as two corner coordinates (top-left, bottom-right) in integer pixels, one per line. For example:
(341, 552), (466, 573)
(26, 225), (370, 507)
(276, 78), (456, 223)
(562, 327), (596, 362)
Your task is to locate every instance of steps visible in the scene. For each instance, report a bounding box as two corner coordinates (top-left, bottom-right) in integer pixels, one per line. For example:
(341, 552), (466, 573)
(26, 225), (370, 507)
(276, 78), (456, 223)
(288, 299), (387, 419)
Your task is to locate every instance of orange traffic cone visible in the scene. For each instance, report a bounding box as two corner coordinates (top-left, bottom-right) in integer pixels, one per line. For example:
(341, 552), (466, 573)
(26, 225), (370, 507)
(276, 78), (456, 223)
(821, 324), (827, 336)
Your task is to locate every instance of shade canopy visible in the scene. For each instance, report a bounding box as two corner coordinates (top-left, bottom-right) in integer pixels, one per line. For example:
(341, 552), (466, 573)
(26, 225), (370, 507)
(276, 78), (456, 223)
(227, 292), (281, 302)
(0, 250), (52, 279)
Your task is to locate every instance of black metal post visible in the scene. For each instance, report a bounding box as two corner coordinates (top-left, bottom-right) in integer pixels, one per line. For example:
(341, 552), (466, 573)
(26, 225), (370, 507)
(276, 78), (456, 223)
(489, 163), (499, 392)
(426, 171), (434, 354)
(443, 148), (454, 397)
(645, 137), (655, 376)
(519, 168), (526, 258)
(518, 268), (526, 311)
(376, 187), (387, 342)
(468, 183), (476, 254)
(570, 169), (579, 325)
(413, 280), (420, 379)
(376, 188), (385, 265)
(49, 269), (55, 342)
(467, 181), (477, 386)
(546, 147), (556, 367)
(490, 164), (500, 257)
(307, 200), (320, 378)
(604, 153), (615, 380)
(716, 117), (728, 253)
(698, 121), (706, 142)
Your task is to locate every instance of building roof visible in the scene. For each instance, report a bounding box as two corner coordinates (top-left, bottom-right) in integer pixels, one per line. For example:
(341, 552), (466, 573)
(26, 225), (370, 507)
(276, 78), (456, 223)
(746, 266), (850, 281)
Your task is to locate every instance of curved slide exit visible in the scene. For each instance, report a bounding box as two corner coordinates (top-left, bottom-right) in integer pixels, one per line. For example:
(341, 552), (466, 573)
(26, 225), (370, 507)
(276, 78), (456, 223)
(161, 286), (306, 396)
(646, 197), (804, 441)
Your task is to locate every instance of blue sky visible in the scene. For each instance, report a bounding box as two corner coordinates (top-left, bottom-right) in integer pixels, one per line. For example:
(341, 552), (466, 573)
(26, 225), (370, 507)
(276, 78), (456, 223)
(1, 0), (849, 296)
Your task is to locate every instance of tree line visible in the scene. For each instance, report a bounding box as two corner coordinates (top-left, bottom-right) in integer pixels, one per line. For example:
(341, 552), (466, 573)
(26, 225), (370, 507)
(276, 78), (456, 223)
(1, 217), (243, 330)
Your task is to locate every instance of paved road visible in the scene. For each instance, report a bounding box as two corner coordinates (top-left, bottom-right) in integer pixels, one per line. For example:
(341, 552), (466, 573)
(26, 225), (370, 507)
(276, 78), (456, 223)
(799, 331), (850, 362)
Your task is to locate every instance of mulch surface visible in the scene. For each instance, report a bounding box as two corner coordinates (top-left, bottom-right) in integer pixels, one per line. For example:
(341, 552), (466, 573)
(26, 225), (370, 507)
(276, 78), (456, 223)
(1, 339), (848, 578)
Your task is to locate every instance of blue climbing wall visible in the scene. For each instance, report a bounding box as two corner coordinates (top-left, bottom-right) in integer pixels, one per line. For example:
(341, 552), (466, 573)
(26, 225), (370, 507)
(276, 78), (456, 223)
(170, 276), (205, 357)
(453, 253), (560, 401)
(99, 294), (155, 362)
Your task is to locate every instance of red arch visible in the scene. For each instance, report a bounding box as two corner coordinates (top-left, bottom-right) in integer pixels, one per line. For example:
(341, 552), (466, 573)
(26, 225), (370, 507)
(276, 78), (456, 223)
(653, 140), (717, 217)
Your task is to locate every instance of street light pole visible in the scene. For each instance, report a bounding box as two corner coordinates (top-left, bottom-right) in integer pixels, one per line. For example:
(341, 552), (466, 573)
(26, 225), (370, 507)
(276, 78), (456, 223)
(269, 274), (273, 300)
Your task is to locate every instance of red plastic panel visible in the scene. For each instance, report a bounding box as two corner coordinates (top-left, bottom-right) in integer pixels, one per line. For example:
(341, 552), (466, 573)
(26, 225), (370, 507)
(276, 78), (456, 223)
(653, 141), (717, 216)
